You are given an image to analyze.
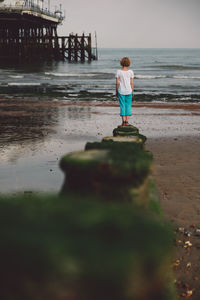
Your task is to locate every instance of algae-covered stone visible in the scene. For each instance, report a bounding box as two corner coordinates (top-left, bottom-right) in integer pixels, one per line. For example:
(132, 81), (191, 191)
(117, 124), (140, 132)
(0, 194), (177, 300)
(113, 125), (139, 137)
(60, 149), (110, 191)
(103, 134), (147, 145)
(103, 136), (142, 144)
(61, 142), (153, 202)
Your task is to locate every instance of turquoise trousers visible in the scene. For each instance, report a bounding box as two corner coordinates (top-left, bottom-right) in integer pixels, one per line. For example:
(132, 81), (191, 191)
(118, 92), (132, 116)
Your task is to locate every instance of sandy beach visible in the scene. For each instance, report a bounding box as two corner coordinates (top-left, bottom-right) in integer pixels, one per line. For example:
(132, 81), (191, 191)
(0, 98), (200, 298)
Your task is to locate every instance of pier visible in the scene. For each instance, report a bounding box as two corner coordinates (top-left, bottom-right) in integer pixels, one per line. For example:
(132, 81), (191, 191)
(0, 0), (97, 62)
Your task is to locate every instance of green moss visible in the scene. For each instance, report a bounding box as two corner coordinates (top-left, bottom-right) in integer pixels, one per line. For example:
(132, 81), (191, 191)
(103, 135), (141, 143)
(60, 141), (153, 201)
(138, 133), (147, 143)
(113, 125), (139, 138)
(148, 176), (163, 216)
(116, 125), (140, 132)
(85, 140), (144, 151)
(0, 194), (175, 300)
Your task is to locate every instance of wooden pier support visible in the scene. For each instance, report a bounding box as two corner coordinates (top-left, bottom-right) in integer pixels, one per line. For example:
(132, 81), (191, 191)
(0, 4), (97, 62)
(0, 29), (97, 62)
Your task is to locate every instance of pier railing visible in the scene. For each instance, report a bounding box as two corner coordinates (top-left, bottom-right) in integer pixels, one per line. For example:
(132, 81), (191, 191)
(0, 4), (64, 23)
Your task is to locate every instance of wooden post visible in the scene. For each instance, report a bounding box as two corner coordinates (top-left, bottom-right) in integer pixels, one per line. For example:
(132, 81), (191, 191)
(88, 33), (92, 61)
(81, 33), (85, 62)
(74, 34), (78, 62)
(61, 37), (65, 60)
(68, 35), (71, 62)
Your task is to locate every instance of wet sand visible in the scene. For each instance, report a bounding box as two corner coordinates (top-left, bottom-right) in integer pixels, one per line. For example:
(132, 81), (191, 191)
(0, 98), (200, 298)
(146, 136), (200, 300)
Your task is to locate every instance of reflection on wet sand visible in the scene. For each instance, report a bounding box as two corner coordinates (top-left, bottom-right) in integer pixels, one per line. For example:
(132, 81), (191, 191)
(0, 100), (200, 193)
(0, 98), (59, 142)
(0, 98), (96, 193)
(0, 98), (61, 161)
(66, 106), (92, 120)
(0, 98), (94, 161)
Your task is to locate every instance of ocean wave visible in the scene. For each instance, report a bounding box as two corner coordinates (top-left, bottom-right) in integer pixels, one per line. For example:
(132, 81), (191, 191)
(173, 75), (200, 79)
(45, 72), (99, 77)
(135, 74), (200, 80)
(135, 75), (166, 79)
(0, 86), (199, 103)
(9, 75), (24, 79)
(44, 72), (114, 79)
(152, 65), (200, 70)
(8, 82), (41, 86)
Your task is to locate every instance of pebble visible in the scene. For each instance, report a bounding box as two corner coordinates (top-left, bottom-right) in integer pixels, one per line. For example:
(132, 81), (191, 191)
(184, 231), (192, 237)
(184, 241), (192, 248)
(195, 229), (200, 236)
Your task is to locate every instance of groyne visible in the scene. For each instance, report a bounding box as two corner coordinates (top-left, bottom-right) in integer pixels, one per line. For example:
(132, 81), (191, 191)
(0, 124), (177, 299)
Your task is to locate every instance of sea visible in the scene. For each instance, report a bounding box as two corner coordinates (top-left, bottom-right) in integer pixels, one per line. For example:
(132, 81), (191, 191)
(0, 48), (200, 103)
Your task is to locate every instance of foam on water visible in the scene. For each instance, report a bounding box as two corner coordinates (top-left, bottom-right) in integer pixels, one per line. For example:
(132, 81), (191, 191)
(45, 72), (99, 77)
(8, 82), (41, 86)
(173, 76), (200, 79)
(9, 75), (24, 79)
(135, 75), (166, 79)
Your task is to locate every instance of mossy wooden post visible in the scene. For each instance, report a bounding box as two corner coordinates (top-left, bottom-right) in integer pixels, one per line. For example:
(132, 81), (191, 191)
(103, 135), (146, 146)
(0, 194), (177, 300)
(60, 142), (153, 206)
(112, 125), (147, 146)
(113, 125), (139, 137)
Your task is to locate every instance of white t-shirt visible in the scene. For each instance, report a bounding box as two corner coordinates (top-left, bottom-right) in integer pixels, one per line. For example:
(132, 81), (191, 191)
(116, 69), (134, 95)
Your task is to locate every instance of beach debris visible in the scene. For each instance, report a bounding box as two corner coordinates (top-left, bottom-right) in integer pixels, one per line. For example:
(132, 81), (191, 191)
(186, 262), (191, 269)
(193, 276), (199, 281)
(178, 227), (185, 233)
(184, 241), (192, 248)
(190, 224), (196, 228)
(195, 228), (200, 236)
(184, 231), (192, 237)
(177, 239), (182, 244)
(181, 291), (193, 298)
(173, 259), (181, 267)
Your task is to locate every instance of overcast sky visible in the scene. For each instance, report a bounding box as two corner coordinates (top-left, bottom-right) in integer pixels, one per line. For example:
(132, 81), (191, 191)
(3, 0), (200, 48)
(51, 0), (200, 48)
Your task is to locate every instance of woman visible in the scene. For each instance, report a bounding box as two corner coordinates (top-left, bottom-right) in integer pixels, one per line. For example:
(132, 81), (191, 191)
(116, 57), (134, 125)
